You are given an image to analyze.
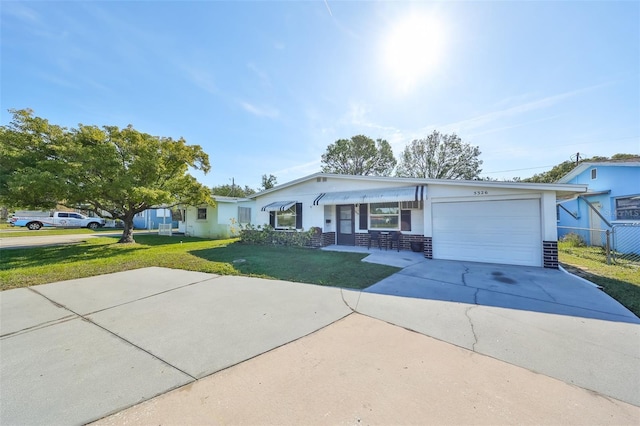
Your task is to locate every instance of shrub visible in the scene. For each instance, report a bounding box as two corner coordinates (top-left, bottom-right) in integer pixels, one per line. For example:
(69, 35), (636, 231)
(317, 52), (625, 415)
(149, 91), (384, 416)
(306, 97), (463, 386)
(561, 232), (586, 247)
(239, 223), (315, 247)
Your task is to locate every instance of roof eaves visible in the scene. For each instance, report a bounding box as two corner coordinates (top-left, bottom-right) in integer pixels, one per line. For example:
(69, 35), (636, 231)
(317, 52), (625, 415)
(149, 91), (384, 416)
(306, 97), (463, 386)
(557, 161), (640, 183)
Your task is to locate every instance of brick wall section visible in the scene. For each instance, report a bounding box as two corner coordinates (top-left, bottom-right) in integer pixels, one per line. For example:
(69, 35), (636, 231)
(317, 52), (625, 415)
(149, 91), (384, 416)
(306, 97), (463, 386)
(310, 233), (323, 248)
(543, 241), (558, 269)
(321, 232), (335, 247)
(354, 232), (426, 251)
(424, 237), (433, 259)
(355, 233), (370, 248)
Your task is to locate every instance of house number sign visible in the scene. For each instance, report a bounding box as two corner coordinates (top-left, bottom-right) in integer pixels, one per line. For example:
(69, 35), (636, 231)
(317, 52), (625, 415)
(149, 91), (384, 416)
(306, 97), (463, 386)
(473, 191), (489, 195)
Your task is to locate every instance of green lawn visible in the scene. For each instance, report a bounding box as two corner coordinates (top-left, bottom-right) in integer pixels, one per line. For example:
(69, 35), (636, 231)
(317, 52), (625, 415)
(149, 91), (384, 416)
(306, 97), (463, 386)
(0, 235), (399, 291)
(0, 227), (146, 238)
(559, 242), (640, 317)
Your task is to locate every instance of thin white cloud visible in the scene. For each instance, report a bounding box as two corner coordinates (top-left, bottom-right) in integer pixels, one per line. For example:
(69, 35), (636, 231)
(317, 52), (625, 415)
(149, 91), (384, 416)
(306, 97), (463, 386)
(323, 0), (333, 17)
(341, 101), (395, 132)
(240, 101), (280, 119)
(183, 66), (217, 95)
(35, 71), (78, 89)
(2, 2), (40, 23)
(247, 63), (271, 88)
(438, 83), (611, 134)
(272, 159), (321, 176)
(466, 115), (561, 139)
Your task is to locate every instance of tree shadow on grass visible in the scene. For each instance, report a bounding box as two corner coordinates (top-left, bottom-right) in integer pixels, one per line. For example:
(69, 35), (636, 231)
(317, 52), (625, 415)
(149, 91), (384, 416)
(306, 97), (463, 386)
(0, 237), (144, 270)
(128, 235), (211, 247)
(190, 241), (399, 289)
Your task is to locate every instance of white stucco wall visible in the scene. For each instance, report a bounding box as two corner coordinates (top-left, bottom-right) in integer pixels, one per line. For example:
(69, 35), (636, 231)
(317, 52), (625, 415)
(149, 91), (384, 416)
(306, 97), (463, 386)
(184, 200), (256, 239)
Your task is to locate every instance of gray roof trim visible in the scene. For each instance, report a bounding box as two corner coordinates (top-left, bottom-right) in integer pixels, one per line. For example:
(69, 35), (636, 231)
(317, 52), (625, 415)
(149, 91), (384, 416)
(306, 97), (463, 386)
(248, 172), (587, 198)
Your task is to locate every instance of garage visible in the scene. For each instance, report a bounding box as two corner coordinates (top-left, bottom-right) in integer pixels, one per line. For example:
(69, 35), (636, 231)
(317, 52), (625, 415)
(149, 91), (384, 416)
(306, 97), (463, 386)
(432, 199), (542, 267)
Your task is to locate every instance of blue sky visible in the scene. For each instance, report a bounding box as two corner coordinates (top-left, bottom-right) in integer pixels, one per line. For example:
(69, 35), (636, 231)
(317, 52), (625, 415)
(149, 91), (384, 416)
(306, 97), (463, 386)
(2, 1), (639, 189)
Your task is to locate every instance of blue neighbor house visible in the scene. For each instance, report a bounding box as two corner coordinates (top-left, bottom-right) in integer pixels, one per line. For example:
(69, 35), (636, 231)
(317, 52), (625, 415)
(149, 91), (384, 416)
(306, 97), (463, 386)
(133, 207), (178, 230)
(556, 159), (640, 254)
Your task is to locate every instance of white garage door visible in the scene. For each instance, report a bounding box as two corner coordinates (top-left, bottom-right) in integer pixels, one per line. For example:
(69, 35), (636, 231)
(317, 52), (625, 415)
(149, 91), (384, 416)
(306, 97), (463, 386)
(432, 199), (542, 267)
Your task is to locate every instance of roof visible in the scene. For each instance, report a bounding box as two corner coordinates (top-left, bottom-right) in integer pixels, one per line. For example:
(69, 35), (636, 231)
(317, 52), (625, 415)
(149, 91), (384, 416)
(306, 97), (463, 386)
(557, 161), (640, 183)
(212, 196), (252, 203)
(248, 172), (587, 199)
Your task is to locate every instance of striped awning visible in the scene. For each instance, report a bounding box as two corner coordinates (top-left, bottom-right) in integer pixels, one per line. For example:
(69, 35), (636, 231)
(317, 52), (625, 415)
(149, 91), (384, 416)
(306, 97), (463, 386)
(261, 201), (297, 212)
(313, 185), (425, 206)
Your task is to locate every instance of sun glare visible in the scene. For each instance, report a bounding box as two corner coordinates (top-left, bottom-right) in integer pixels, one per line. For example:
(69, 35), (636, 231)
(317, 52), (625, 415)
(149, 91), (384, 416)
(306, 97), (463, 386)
(381, 12), (447, 92)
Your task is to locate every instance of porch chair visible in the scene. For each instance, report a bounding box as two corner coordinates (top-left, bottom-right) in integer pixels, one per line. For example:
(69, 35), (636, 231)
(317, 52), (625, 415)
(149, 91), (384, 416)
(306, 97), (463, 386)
(388, 231), (402, 252)
(368, 230), (382, 250)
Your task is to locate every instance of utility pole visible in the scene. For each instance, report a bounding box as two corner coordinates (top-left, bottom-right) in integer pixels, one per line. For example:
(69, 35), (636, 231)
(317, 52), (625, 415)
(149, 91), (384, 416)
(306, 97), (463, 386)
(570, 152), (581, 165)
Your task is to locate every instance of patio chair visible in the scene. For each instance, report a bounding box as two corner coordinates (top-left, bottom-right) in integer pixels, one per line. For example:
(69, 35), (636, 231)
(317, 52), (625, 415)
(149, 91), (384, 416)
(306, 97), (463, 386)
(368, 230), (382, 250)
(388, 231), (402, 252)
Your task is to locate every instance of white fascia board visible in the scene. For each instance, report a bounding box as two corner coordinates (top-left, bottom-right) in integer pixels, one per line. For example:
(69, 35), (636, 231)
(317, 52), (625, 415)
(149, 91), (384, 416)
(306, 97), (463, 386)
(249, 172), (588, 198)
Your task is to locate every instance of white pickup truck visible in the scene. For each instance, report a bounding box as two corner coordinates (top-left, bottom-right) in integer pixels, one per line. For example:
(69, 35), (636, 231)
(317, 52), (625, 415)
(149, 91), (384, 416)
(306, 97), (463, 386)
(9, 211), (105, 230)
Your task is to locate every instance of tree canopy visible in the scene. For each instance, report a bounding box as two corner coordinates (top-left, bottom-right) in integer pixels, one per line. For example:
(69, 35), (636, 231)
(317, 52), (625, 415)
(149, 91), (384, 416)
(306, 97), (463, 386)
(396, 131), (482, 179)
(321, 135), (397, 176)
(211, 183), (256, 197)
(1, 109), (213, 243)
(261, 174), (277, 190)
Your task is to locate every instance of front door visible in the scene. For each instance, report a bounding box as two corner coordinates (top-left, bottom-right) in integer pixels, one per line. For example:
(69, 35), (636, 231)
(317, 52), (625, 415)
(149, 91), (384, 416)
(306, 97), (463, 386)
(337, 204), (355, 245)
(589, 202), (604, 246)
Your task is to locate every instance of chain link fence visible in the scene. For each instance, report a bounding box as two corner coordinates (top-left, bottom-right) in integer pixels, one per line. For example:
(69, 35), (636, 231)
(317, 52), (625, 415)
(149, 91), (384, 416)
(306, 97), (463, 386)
(558, 224), (640, 265)
(611, 223), (640, 264)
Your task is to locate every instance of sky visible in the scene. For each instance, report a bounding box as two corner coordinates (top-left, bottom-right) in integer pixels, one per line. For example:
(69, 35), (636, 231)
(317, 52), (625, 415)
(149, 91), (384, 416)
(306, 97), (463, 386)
(2, 0), (639, 190)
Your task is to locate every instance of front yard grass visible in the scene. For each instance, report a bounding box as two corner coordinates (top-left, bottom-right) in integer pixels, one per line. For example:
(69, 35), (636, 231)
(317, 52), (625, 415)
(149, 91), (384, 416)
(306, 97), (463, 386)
(559, 242), (640, 317)
(0, 227), (134, 238)
(0, 235), (399, 291)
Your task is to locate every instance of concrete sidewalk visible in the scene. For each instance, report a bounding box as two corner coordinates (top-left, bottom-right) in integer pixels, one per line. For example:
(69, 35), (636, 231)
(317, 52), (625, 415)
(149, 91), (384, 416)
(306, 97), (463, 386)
(94, 313), (639, 426)
(1, 266), (639, 425)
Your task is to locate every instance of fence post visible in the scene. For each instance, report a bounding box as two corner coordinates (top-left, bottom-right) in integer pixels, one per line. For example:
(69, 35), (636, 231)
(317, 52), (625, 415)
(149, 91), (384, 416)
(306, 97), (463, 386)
(605, 230), (611, 265)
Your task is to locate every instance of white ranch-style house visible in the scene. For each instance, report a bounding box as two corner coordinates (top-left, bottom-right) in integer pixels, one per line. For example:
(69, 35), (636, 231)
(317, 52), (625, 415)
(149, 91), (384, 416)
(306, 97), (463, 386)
(183, 173), (587, 268)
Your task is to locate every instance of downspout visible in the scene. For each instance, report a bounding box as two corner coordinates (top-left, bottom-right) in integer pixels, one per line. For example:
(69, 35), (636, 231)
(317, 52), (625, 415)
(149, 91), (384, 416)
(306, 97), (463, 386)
(578, 196), (612, 227)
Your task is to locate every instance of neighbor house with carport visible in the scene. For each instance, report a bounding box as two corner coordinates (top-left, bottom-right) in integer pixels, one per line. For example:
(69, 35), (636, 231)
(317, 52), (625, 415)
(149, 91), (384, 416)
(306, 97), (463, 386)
(248, 173), (587, 268)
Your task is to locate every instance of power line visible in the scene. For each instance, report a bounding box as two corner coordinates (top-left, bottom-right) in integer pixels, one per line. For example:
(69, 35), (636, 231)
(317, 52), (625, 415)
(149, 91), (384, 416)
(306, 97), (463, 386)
(483, 165), (557, 174)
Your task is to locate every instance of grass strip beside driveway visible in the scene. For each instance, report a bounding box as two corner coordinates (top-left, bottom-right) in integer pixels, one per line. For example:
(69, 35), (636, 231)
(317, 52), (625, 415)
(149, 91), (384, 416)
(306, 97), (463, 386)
(559, 243), (640, 318)
(0, 236), (399, 291)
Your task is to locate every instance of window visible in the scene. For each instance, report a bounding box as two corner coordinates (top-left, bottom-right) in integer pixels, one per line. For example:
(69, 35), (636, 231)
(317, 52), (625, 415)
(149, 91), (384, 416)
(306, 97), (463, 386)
(197, 208), (207, 220)
(615, 197), (640, 221)
(238, 207), (251, 224)
(269, 203), (302, 229)
(69, 213), (83, 219)
(591, 168), (597, 180)
(369, 202), (400, 230)
(58, 212), (69, 218)
(276, 205), (296, 228)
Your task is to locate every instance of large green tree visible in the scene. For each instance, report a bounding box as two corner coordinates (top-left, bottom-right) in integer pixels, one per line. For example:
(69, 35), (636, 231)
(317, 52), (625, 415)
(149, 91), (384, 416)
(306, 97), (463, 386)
(396, 131), (482, 179)
(1, 109), (213, 243)
(321, 135), (397, 176)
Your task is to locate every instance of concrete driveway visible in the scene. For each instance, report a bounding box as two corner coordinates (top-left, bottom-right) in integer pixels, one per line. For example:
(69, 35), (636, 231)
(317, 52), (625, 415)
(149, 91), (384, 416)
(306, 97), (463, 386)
(1, 263), (639, 424)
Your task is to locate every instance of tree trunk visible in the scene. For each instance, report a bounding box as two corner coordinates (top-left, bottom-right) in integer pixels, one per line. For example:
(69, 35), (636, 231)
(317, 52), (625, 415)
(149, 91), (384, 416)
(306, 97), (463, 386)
(118, 216), (135, 243)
